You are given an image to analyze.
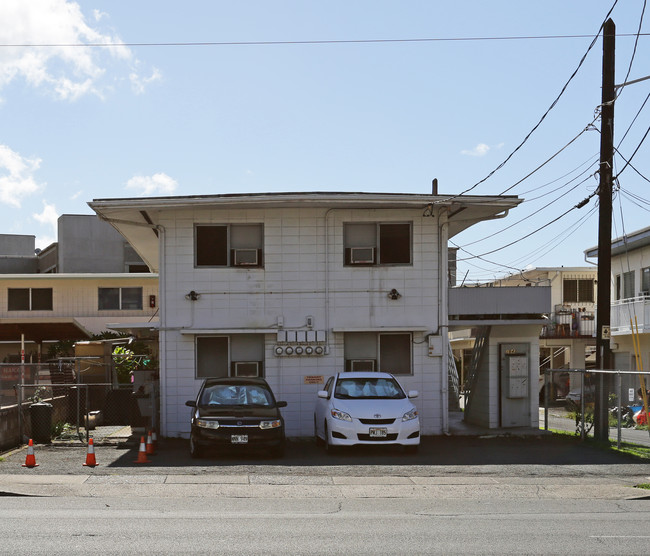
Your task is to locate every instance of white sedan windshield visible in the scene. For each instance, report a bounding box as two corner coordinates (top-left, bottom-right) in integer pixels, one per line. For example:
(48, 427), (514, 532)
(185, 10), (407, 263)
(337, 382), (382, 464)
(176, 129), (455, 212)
(334, 378), (405, 400)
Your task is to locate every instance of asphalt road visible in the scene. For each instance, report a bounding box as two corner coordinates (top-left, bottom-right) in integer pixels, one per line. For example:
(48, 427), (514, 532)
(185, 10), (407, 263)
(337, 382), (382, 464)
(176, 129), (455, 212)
(1, 497), (650, 555)
(2, 434), (649, 555)
(1, 433), (649, 476)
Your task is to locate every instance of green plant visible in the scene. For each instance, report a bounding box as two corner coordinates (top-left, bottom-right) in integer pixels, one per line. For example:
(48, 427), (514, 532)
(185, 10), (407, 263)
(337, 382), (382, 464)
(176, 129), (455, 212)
(51, 421), (67, 438)
(636, 483), (650, 490)
(47, 340), (76, 359)
(28, 386), (49, 403)
(112, 342), (157, 384)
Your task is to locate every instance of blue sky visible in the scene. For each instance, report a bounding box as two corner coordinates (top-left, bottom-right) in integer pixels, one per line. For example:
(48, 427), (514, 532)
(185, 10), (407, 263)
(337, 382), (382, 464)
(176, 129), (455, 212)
(1, 1), (649, 282)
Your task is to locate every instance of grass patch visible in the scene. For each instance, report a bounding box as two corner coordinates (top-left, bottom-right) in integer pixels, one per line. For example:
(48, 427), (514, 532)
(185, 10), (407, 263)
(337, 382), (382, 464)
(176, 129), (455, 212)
(636, 483), (650, 490)
(545, 428), (650, 460)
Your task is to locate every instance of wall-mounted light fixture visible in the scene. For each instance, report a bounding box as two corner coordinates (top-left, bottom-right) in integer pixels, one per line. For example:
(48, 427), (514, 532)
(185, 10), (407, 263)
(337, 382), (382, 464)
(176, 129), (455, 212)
(185, 290), (200, 301)
(387, 289), (402, 300)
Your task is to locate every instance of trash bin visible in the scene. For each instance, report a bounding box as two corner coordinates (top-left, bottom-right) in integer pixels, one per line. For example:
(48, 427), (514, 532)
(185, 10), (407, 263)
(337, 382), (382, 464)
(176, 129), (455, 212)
(30, 402), (53, 443)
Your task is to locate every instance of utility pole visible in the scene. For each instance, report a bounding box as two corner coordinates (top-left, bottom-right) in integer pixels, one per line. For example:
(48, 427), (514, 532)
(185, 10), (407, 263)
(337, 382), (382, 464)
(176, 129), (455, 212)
(594, 18), (615, 442)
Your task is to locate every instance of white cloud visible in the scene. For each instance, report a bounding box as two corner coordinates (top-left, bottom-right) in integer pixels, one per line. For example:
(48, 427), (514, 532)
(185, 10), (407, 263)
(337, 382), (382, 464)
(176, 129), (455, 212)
(461, 143), (491, 157)
(0, 1), (159, 100)
(33, 200), (59, 230)
(125, 173), (178, 196)
(70, 189), (84, 200)
(35, 234), (57, 251)
(130, 67), (162, 95)
(0, 144), (43, 207)
(93, 9), (108, 22)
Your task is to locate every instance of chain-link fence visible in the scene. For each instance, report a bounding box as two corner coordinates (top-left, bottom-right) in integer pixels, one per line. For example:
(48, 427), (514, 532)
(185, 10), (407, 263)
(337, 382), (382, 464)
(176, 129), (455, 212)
(0, 359), (158, 450)
(540, 368), (650, 446)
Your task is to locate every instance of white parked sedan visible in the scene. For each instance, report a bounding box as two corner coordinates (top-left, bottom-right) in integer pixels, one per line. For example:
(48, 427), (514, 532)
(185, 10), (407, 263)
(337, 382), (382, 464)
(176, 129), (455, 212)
(314, 372), (420, 452)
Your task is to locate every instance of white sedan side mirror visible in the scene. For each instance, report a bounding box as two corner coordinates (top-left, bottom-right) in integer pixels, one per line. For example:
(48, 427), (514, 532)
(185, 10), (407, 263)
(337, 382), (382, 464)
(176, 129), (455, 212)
(408, 390), (419, 399)
(317, 390), (329, 399)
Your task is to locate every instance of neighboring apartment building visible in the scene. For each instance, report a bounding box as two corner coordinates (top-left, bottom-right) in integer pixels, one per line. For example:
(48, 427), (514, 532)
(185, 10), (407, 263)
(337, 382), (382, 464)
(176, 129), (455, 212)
(38, 214), (149, 274)
(0, 214), (157, 364)
(89, 191), (546, 438)
(0, 273), (159, 363)
(488, 268), (597, 396)
(586, 226), (650, 386)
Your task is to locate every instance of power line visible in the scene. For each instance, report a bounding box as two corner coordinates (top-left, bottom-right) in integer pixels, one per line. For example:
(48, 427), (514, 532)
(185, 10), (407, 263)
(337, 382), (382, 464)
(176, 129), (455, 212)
(433, 0), (620, 204)
(498, 119), (599, 195)
(2, 32), (649, 49)
(459, 171), (596, 249)
(456, 190), (598, 262)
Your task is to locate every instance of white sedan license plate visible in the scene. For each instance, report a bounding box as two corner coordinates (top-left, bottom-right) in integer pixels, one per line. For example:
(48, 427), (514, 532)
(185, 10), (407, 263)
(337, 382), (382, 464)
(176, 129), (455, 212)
(369, 427), (387, 438)
(231, 435), (248, 444)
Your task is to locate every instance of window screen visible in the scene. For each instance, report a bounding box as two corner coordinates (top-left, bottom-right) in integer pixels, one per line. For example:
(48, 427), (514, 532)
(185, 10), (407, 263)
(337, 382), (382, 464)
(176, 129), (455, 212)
(8, 288), (52, 311)
(31, 288), (53, 310)
(379, 333), (412, 374)
(196, 225), (228, 266)
(8, 288), (30, 311)
(196, 336), (229, 379)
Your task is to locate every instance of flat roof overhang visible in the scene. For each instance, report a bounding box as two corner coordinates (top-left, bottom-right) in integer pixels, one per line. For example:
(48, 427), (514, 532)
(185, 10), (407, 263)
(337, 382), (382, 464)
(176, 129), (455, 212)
(88, 191), (522, 272)
(0, 318), (93, 342)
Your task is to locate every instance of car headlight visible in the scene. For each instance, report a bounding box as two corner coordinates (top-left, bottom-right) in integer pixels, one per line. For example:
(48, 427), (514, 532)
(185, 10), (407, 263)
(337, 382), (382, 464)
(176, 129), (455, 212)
(196, 419), (220, 429)
(331, 408), (352, 422)
(259, 419), (282, 429)
(402, 409), (418, 422)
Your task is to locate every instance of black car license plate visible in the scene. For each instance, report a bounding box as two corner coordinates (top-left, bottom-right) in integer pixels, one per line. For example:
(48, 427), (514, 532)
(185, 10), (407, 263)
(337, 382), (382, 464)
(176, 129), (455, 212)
(369, 427), (387, 438)
(231, 435), (248, 444)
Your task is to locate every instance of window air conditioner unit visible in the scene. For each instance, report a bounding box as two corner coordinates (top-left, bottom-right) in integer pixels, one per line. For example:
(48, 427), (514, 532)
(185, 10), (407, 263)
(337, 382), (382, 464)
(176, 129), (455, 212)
(234, 361), (260, 377)
(233, 249), (258, 266)
(350, 247), (375, 264)
(350, 359), (375, 372)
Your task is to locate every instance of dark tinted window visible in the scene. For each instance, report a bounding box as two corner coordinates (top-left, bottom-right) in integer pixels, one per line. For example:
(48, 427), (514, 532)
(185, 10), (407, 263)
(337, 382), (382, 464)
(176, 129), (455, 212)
(196, 225), (228, 266)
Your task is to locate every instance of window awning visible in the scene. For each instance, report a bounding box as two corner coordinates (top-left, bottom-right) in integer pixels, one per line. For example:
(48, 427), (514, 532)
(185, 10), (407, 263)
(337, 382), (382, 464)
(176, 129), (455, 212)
(180, 328), (278, 335)
(0, 318), (92, 342)
(331, 326), (429, 333)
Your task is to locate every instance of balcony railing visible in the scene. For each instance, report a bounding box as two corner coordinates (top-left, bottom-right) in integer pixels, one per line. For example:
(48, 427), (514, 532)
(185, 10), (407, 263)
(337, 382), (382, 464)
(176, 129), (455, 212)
(611, 294), (650, 334)
(540, 308), (595, 339)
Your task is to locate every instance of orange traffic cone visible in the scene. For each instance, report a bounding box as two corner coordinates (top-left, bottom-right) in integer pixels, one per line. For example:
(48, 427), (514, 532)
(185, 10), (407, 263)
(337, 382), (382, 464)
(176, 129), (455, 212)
(83, 438), (99, 467)
(151, 429), (158, 450)
(134, 436), (151, 464)
(145, 430), (155, 456)
(22, 439), (39, 468)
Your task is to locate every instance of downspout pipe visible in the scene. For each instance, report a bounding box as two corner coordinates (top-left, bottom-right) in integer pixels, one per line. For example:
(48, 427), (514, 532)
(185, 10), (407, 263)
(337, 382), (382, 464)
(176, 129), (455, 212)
(439, 209), (450, 435)
(156, 224), (166, 438)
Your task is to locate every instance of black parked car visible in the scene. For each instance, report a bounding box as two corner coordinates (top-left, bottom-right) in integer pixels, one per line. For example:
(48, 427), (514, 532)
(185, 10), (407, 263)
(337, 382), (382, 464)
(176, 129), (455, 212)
(185, 377), (287, 458)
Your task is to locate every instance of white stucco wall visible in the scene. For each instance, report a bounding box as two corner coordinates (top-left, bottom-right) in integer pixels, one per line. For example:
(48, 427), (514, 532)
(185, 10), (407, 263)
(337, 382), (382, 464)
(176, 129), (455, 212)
(158, 206), (444, 438)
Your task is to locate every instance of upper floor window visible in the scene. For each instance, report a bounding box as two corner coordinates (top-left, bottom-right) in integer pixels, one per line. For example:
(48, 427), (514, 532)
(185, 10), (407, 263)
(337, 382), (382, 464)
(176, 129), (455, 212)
(344, 222), (412, 266)
(8, 288), (53, 311)
(641, 267), (650, 295)
(563, 279), (594, 303)
(195, 224), (263, 268)
(616, 271), (635, 300)
(98, 287), (143, 310)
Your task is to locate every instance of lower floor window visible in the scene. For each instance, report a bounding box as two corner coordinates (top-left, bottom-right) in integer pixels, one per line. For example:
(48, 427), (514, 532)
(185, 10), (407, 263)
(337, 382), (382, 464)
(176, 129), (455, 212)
(344, 332), (412, 374)
(196, 334), (265, 379)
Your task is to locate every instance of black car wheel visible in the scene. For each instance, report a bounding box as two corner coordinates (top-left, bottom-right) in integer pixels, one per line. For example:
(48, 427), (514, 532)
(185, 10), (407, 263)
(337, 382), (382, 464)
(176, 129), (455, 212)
(324, 422), (337, 454)
(314, 416), (324, 446)
(189, 436), (204, 459)
(270, 441), (285, 459)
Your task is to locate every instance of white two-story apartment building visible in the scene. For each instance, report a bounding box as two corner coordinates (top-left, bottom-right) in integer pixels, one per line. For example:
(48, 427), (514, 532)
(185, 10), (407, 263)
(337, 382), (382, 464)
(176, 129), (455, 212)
(586, 226), (650, 379)
(89, 191), (528, 438)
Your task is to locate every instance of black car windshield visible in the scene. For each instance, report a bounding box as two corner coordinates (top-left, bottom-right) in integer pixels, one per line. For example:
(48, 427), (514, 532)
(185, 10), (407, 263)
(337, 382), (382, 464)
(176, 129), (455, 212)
(334, 377), (406, 400)
(200, 384), (274, 407)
